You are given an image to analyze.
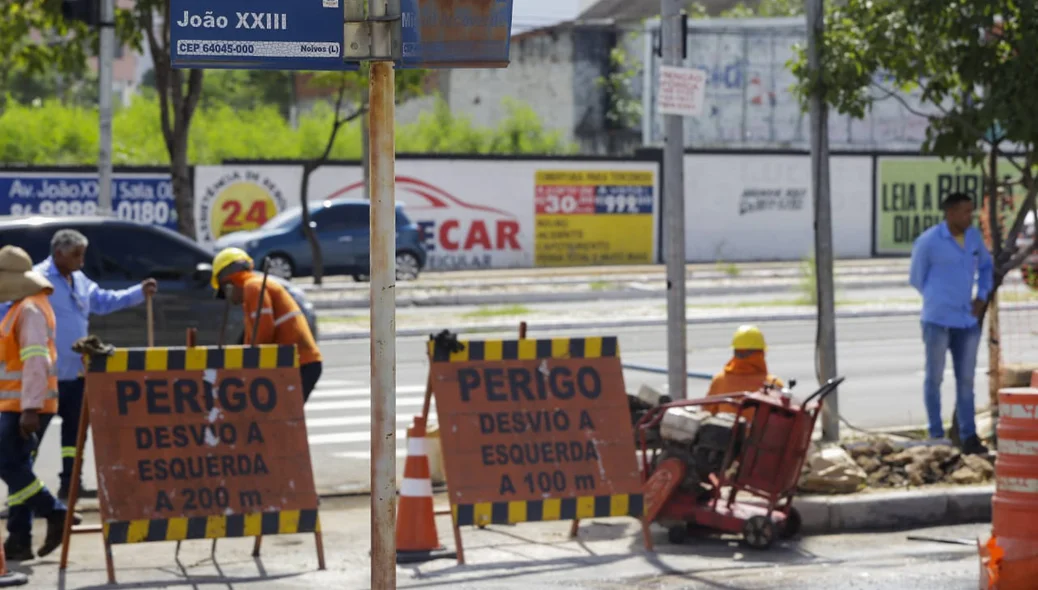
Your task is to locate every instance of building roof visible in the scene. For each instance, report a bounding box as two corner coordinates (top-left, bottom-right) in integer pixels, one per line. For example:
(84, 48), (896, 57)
(578, 0), (751, 22)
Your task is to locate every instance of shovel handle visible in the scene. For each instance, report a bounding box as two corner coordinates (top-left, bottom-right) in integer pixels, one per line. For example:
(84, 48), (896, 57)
(146, 292), (155, 348)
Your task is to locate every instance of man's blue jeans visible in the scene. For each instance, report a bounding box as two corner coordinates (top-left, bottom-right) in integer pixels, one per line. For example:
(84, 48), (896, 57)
(922, 321), (982, 440)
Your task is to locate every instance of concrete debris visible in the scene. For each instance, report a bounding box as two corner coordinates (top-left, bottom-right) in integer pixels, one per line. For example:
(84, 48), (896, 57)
(798, 444), (868, 494)
(843, 438), (994, 489)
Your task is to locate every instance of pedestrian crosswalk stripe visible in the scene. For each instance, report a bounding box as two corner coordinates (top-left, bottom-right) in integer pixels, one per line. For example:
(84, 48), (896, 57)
(307, 384), (427, 400)
(304, 413), (436, 429)
(308, 429), (408, 445)
(304, 397), (427, 412)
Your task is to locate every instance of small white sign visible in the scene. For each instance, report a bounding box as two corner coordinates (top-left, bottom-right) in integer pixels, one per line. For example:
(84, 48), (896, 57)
(657, 65), (708, 118)
(323, 0), (339, 7)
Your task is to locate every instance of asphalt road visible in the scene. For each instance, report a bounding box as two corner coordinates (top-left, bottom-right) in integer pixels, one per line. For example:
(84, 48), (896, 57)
(10, 315), (998, 503)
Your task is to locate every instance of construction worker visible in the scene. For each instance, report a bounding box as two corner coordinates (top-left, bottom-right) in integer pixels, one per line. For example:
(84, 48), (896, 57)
(0, 245), (69, 560)
(211, 248), (323, 401)
(705, 325), (784, 417)
(0, 229), (158, 503)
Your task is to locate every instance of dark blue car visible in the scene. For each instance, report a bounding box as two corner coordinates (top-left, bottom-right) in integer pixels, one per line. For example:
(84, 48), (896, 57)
(213, 199), (427, 282)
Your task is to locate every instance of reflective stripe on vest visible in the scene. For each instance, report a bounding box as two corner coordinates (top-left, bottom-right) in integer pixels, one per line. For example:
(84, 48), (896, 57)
(0, 294), (60, 413)
(274, 310), (303, 327)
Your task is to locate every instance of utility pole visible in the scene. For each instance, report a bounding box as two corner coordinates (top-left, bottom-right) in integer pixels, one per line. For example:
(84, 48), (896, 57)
(805, 0), (839, 441)
(661, 0), (687, 400)
(98, 0), (115, 215)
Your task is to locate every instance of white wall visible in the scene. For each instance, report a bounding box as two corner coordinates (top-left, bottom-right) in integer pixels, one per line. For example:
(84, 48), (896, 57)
(683, 153), (873, 262)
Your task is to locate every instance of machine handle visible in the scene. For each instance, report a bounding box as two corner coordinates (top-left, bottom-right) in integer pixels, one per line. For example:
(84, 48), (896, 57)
(802, 376), (845, 407)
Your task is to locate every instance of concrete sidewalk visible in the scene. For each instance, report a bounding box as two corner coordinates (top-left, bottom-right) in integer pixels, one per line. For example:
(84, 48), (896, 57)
(21, 489), (991, 589)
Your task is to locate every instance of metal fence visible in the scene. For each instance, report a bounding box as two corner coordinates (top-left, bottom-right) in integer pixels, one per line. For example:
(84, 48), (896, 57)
(641, 17), (937, 151)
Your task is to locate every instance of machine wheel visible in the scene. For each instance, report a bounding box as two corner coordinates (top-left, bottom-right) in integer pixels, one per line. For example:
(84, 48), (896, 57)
(742, 515), (776, 549)
(779, 507), (802, 540)
(667, 525), (688, 545)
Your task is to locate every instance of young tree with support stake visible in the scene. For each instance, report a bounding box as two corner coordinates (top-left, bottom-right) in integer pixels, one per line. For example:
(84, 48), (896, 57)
(294, 67), (425, 285)
(789, 3), (1038, 441)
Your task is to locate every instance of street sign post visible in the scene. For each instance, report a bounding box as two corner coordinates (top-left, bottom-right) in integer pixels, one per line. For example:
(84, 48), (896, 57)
(169, 0), (514, 587)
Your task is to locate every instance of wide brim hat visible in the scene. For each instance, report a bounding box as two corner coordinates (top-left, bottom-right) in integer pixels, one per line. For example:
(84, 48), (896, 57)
(0, 246), (53, 302)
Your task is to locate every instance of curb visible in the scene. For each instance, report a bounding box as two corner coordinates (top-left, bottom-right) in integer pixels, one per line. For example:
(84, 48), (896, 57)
(793, 484), (993, 535)
(317, 301), (1038, 341)
(310, 278), (913, 310)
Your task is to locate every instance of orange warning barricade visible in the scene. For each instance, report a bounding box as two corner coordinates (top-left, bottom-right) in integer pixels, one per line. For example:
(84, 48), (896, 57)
(417, 332), (647, 564)
(59, 344), (325, 584)
(980, 387), (1038, 589)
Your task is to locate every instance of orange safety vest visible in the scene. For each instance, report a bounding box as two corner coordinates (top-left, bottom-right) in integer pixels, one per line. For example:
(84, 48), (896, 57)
(0, 293), (59, 414)
(239, 273), (322, 365)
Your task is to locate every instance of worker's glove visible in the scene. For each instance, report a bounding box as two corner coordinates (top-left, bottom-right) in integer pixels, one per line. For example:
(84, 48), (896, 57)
(72, 335), (116, 357)
(429, 329), (465, 356)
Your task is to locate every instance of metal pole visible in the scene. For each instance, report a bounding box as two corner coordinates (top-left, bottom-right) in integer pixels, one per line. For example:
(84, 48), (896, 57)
(362, 88), (371, 200)
(806, 0), (839, 441)
(97, 0), (115, 215)
(369, 59), (397, 590)
(661, 0), (687, 400)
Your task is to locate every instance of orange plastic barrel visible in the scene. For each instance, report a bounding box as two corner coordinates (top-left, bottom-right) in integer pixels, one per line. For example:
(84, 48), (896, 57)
(993, 388), (1038, 539)
(982, 388), (1038, 589)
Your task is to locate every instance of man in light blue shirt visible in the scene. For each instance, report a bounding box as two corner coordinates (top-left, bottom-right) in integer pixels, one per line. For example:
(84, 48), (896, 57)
(0, 230), (157, 501)
(909, 192), (993, 455)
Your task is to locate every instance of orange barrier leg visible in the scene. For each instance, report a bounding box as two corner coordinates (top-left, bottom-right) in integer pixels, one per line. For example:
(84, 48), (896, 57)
(396, 416), (456, 564)
(0, 526), (29, 586)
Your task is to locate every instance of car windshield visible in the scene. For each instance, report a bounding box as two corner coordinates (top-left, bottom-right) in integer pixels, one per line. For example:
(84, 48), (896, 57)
(262, 201), (342, 230)
(263, 208), (303, 230)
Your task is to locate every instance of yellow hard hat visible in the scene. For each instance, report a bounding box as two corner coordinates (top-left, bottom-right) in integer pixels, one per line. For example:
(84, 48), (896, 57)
(732, 324), (766, 351)
(210, 247), (253, 290)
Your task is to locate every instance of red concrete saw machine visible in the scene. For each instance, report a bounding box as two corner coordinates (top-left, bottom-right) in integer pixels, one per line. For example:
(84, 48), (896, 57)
(635, 376), (844, 549)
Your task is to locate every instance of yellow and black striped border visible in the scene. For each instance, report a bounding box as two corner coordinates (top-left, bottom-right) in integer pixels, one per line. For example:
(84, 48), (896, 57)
(103, 509), (319, 545)
(87, 344), (298, 374)
(451, 493), (642, 527)
(428, 337), (619, 363)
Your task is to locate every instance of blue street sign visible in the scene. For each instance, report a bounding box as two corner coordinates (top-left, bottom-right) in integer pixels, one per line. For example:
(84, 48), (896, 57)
(170, 0), (359, 71)
(399, 0), (513, 68)
(169, 0), (513, 71)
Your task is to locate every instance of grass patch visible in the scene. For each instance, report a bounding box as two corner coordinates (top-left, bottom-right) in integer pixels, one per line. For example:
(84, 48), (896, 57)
(319, 315), (369, 325)
(461, 304), (532, 318)
(716, 262), (740, 277)
(589, 280), (614, 291)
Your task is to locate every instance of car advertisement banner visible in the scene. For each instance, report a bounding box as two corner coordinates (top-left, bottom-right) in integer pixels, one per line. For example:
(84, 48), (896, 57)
(307, 159), (661, 270)
(533, 169), (655, 266)
(874, 156), (1026, 255)
(193, 165), (300, 250)
(0, 172), (178, 230)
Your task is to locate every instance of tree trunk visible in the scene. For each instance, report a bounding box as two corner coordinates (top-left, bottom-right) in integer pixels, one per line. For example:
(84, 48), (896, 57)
(988, 292), (1001, 447)
(171, 135), (195, 239)
(300, 163), (323, 285)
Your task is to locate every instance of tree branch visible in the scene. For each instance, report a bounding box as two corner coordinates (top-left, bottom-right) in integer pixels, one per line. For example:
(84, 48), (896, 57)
(870, 80), (1028, 175)
(142, 8), (173, 151)
(179, 68), (204, 134)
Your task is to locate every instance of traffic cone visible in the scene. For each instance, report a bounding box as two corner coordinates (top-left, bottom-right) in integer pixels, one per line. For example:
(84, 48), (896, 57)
(0, 527), (28, 586)
(396, 416), (456, 564)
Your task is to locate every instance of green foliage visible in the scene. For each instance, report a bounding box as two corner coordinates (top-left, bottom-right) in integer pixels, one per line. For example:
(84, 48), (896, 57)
(787, 1), (1038, 280)
(596, 48), (642, 130)
(687, 0), (802, 19)
(0, 95), (577, 165)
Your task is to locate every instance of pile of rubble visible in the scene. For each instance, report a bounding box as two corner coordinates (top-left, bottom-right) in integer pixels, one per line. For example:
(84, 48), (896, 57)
(845, 439), (994, 489)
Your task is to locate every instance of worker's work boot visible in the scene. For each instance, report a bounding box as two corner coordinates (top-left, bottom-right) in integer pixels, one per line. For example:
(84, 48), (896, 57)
(58, 481), (98, 501)
(3, 536), (33, 561)
(37, 509), (69, 558)
(961, 435), (990, 456)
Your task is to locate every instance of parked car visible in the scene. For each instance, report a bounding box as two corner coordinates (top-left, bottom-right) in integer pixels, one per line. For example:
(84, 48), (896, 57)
(212, 199), (427, 282)
(0, 215), (318, 348)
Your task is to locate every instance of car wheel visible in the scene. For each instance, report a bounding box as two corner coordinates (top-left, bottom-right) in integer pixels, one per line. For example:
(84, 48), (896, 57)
(263, 255), (294, 279)
(352, 273), (370, 282)
(396, 252), (421, 281)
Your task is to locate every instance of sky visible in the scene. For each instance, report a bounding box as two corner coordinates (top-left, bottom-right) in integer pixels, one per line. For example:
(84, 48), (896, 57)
(511, 0), (587, 33)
